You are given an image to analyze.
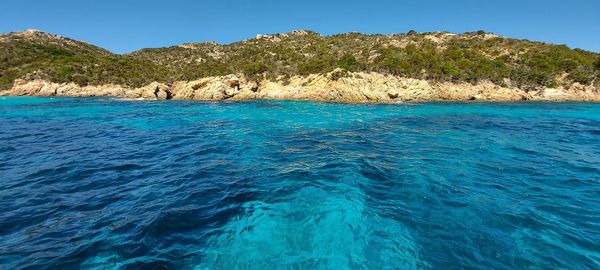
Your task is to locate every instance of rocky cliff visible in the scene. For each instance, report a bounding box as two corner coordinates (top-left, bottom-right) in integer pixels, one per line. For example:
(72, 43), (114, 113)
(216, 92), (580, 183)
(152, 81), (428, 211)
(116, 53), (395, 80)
(3, 70), (598, 102)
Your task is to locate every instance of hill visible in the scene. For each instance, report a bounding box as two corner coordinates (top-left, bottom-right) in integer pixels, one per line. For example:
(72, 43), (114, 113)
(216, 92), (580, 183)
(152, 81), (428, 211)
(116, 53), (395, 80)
(1, 29), (599, 101)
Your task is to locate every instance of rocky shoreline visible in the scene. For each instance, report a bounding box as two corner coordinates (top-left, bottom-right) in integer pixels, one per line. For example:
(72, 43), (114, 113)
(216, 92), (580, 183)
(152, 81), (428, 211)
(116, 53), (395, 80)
(2, 70), (599, 102)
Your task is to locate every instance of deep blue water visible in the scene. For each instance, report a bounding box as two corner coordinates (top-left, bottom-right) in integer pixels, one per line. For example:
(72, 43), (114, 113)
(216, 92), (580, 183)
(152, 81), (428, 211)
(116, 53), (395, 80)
(0, 97), (599, 270)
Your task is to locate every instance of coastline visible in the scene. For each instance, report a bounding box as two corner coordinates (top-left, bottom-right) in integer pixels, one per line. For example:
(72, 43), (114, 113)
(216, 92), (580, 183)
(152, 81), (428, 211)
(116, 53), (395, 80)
(2, 70), (599, 103)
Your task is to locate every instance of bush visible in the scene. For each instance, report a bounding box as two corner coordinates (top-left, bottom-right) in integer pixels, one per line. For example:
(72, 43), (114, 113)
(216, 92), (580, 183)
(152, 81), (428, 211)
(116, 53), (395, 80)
(568, 69), (594, 85)
(337, 54), (359, 71)
(382, 56), (408, 75)
(298, 56), (335, 75)
(242, 62), (269, 76)
(330, 68), (349, 81)
(559, 59), (578, 72)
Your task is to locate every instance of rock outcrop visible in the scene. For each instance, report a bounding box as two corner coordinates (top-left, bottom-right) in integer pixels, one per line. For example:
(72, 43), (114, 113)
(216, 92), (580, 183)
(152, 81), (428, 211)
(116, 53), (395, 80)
(5, 79), (129, 97)
(2, 71), (599, 102)
(170, 74), (240, 100)
(138, 82), (172, 100)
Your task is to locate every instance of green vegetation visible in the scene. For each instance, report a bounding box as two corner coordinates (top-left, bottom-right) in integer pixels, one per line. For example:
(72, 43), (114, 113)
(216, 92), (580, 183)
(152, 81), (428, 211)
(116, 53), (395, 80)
(1, 30), (599, 90)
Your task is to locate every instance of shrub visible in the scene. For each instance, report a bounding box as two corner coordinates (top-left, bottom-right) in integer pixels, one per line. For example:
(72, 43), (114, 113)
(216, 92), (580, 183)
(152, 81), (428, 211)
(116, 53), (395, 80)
(330, 68), (350, 81)
(568, 69), (594, 85)
(242, 62), (269, 76)
(298, 56), (335, 75)
(382, 56), (408, 75)
(337, 54), (359, 71)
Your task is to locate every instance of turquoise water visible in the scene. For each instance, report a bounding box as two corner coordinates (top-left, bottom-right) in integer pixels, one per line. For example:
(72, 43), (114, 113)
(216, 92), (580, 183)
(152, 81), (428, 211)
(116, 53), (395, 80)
(0, 97), (599, 269)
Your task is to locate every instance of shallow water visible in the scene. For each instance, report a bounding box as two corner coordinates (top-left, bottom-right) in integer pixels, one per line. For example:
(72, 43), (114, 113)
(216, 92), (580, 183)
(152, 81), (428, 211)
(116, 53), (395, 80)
(0, 97), (599, 269)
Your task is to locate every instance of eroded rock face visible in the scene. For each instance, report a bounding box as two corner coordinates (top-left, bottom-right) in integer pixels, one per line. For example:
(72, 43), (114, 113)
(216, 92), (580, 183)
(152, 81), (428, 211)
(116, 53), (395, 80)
(4, 80), (128, 97)
(138, 82), (171, 100)
(9, 79), (47, 96)
(2, 72), (599, 102)
(171, 75), (240, 100)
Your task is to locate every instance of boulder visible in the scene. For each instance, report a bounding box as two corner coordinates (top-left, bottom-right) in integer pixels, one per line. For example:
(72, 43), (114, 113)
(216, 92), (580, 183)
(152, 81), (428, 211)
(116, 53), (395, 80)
(387, 90), (399, 99)
(140, 82), (171, 100)
(223, 75), (240, 97)
(472, 94), (484, 100)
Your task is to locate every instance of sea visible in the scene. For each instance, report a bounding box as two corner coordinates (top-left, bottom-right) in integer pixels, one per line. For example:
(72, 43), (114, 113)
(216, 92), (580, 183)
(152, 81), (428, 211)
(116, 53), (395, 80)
(0, 97), (599, 269)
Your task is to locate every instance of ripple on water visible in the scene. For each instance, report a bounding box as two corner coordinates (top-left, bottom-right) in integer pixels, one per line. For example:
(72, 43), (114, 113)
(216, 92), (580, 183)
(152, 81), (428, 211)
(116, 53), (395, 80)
(0, 98), (599, 269)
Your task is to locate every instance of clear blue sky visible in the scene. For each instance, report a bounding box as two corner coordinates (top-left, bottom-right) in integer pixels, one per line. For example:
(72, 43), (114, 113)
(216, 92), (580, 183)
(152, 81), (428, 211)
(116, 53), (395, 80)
(1, 0), (599, 54)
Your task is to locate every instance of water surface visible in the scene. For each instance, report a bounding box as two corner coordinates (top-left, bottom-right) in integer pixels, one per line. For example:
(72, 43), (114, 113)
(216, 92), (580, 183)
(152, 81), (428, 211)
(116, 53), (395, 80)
(0, 97), (599, 269)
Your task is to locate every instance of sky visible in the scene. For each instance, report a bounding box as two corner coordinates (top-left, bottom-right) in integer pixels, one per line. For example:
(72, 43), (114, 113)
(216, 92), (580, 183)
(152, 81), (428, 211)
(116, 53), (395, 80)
(1, 0), (599, 54)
